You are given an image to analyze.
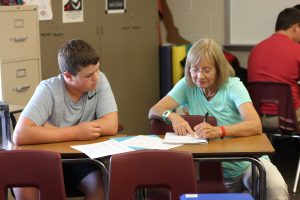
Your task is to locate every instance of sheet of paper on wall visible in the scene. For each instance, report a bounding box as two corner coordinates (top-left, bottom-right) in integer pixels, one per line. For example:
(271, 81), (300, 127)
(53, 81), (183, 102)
(62, 0), (84, 23)
(163, 132), (208, 144)
(71, 139), (134, 159)
(117, 135), (181, 150)
(23, 0), (53, 20)
(106, 0), (126, 14)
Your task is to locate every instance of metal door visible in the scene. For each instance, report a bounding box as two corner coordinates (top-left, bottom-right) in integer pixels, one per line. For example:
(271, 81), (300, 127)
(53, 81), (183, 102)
(39, 0), (100, 79)
(98, 0), (159, 133)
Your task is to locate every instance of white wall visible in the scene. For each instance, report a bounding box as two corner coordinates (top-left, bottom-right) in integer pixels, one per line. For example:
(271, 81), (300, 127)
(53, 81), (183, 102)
(160, 0), (249, 68)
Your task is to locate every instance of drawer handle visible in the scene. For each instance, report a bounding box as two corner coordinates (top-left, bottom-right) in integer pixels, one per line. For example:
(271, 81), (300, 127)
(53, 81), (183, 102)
(132, 26), (140, 30)
(15, 85), (30, 92)
(122, 26), (130, 30)
(13, 36), (28, 42)
(41, 32), (51, 37)
(53, 32), (63, 36)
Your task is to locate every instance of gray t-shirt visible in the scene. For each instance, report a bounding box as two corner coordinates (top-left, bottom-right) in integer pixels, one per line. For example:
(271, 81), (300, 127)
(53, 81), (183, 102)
(21, 72), (117, 127)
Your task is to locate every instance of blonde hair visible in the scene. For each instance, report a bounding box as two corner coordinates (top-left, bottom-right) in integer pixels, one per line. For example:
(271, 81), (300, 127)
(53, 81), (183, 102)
(184, 38), (235, 88)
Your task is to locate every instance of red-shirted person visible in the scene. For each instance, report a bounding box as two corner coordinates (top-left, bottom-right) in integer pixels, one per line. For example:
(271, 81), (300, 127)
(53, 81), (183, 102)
(248, 7), (300, 127)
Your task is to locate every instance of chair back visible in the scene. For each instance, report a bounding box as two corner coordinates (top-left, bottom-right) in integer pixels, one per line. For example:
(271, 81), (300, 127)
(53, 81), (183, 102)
(107, 150), (197, 200)
(0, 150), (66, 200)
(150, 115), (227, 193)
(118, 123), (124, 132)
(248, 82), (299, 135)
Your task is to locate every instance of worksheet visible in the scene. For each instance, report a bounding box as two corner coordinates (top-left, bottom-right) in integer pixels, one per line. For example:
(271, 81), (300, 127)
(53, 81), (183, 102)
(163, 132), (208, 144)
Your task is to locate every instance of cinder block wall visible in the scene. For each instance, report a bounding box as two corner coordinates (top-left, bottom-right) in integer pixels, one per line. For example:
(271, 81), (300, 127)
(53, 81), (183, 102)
(160, 0), (249, 68)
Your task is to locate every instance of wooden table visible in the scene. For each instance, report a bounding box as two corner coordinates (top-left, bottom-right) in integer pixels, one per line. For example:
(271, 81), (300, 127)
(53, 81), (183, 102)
(9, 133), (274, 200)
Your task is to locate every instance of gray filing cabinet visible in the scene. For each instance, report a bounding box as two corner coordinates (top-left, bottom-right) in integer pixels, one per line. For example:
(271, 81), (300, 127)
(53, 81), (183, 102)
(0, 5), (41, 106)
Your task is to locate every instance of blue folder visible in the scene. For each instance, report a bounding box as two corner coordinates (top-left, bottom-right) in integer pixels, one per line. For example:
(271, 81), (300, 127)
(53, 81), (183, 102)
(180, 193), (254, 200)
(111, 135), (160, 150)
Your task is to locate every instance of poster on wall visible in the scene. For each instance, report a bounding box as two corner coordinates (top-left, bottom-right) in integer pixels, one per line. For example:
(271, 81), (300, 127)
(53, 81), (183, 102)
(23, 0), (53, 20)
(106, 0), (126, 14)
(62, 0), (83, 23)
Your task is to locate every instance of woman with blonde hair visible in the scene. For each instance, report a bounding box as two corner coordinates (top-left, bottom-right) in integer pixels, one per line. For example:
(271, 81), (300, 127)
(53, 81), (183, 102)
(149, 38), (288, 199)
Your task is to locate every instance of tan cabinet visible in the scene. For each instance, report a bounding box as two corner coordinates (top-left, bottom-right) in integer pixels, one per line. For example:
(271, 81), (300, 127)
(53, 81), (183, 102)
(0, 5), (41, 106)
(39, 0), (159, 133)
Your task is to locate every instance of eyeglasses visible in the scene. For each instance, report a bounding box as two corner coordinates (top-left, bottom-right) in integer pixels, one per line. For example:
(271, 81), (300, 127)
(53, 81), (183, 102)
(189, 67), (213, 75)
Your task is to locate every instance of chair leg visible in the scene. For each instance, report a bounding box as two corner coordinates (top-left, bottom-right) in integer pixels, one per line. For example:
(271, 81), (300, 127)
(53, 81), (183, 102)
(292, 155), (300, 193)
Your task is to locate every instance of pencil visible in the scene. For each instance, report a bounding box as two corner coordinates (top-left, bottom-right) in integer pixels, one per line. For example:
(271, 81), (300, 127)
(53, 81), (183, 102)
(203, 112), (209, 122)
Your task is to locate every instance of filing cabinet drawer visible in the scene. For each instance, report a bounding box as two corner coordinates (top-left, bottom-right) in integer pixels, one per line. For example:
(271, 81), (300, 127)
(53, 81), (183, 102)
(0, 59), (40, 106)
(0, 7), (39, 60)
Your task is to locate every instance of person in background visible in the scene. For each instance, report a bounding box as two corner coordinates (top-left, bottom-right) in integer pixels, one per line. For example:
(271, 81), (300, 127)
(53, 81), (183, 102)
(223, 50), (248, 88)
(149, 38), (288, 200)
(13, 39), (118, 200)
(248, 7), (300, 127)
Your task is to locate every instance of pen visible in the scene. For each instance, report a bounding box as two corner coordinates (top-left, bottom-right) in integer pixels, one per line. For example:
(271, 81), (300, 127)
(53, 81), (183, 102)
(203, 112), (209, 123)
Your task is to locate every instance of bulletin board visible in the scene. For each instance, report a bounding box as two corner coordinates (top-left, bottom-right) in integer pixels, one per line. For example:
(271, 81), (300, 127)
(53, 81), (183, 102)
(225, 0), (300, 46)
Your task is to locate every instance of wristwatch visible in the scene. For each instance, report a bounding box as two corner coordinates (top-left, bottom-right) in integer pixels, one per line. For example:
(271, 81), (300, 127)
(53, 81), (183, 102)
(162, 110), (172, 123)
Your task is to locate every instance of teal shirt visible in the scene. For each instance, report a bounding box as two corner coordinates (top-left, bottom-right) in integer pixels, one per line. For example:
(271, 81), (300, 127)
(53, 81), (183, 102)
(168, 77), (259, 178)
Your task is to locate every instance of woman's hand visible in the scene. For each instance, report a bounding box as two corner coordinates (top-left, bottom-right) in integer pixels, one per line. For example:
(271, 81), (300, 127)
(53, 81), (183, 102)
(194, 122), (221, 139)
(169, 113), (194, 135)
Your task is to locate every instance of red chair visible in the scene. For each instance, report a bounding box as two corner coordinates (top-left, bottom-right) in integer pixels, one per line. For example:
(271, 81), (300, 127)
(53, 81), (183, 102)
(107, 150), (197, 200)
(150, 115), (228, 193)
(0, 150), (66, 200)
(248, 82), (300, 193)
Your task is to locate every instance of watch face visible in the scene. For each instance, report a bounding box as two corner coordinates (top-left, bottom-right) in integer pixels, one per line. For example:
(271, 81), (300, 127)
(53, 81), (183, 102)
(162, 110), (171, 123)
(163, 110), (171, 118)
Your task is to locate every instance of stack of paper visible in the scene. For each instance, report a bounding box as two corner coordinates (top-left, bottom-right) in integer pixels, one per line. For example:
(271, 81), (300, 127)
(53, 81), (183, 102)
(71, 135), (182, 159)
(117, 135), (181, 150)
(163, 132), (208, 144)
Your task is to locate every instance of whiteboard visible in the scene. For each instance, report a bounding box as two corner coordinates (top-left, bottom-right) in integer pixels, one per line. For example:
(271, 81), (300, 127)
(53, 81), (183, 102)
(226, 0), (300, 46)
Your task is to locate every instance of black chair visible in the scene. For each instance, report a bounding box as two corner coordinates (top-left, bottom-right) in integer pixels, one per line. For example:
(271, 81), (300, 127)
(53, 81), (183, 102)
(248, 81), (300, 193)
(150, 115), (228, 193)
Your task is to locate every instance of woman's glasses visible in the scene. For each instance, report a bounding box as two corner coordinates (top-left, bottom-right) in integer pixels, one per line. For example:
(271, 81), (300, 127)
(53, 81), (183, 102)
(189, 67), (213, 76)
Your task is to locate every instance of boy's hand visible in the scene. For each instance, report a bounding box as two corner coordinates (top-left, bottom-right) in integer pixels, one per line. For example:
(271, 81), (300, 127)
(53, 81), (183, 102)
(77, 121), (102, 140)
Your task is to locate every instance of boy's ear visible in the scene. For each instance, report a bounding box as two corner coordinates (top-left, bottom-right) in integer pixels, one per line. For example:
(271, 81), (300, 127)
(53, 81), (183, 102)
(63, 71), (74, 81)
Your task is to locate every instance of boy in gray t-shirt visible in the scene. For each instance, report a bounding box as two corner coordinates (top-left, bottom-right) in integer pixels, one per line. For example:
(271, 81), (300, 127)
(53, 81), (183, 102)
(13, 39), (118, 200)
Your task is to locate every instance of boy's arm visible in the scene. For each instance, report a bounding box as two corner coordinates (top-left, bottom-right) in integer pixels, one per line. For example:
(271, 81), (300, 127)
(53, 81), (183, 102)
(13, 111), (119, 145)
(93, 111), (119, 136)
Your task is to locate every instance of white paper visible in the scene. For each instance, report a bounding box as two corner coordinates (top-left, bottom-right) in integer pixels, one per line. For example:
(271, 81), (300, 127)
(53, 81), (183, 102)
(163, 132), (208, 144)
(23, 0), (53, 20)
(119, 135), (181, 150)
(71, 139), (134, 159)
